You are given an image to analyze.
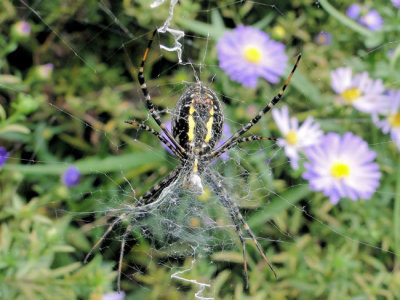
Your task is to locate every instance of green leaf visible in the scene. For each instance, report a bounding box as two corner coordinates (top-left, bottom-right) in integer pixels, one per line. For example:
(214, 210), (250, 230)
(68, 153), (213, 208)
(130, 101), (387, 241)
(211, 9), (224, 31)
(364, 32), (384, 48)
(253, 13), (275, 30)
(3, 150), (167, 175)
(0, 104), (5, 120)
(178, 12), (226, 40)
(0, 124), (30, 135)
(50, 262), (81, 277)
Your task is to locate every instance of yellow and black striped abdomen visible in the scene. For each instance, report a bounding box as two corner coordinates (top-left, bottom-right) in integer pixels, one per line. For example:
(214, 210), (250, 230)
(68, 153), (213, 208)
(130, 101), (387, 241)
(172, 84), (224, 153)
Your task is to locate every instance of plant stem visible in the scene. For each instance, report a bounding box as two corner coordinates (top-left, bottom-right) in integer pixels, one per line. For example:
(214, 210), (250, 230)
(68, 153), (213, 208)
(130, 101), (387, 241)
(318, 0), (372, 38)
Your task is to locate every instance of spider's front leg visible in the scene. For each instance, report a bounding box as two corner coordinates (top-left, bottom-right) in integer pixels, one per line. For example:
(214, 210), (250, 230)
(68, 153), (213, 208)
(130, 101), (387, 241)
(125, 120), (184, 160)
(211, 54), (301, 158)
(137, 29), (186, 157)
(206, 135), (276, 162)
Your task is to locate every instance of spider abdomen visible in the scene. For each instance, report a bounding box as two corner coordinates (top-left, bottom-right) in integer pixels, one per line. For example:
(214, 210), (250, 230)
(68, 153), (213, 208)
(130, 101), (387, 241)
(172, 84), (224, 153)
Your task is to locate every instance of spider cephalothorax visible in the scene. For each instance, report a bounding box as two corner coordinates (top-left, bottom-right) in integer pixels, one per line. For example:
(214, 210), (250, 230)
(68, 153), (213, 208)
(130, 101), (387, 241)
(85, 29), (301, 291)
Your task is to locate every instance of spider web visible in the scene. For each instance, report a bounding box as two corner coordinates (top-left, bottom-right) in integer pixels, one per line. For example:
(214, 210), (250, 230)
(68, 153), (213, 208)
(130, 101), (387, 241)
(2, 1), (400, 299)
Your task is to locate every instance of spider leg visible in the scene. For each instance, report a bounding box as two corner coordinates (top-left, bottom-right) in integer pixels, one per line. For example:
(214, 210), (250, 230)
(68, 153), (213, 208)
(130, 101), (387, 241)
(206, 135), (276, 161)
(204, 171), (278, 286)
(117, 222), (133, 292)
(83, 212), (128, 264)
(203, 171), (250, 288)
(84, 166), (182, 291)
(125, 120), (184, 160)
(211, 54), (301, 157)
(226, 209), (249, 289)
(116, 166), (182, 291)
(139, 166), (183, 205)
(138, 29), (186, 157)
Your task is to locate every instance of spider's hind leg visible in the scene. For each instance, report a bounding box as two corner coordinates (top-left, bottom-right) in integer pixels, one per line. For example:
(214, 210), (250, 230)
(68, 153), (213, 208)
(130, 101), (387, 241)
(204, 171), (277, 288)
(117, 222), (134, 292)
(85, 166), (183, 291)
(84, 212), (128, 264)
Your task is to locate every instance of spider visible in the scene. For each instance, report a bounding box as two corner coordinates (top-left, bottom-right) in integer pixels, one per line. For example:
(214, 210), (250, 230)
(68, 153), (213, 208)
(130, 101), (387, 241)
(84, 29), (301, 291)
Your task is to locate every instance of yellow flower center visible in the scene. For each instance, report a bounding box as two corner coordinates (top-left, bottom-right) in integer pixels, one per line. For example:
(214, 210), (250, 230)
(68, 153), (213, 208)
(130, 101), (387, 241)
(190, 217), (201, 228)
(198, 187), (211, 201)
(243, 46), (262, 64)
(317, 35), (327, 44)
(273, 25), (286, 38)
(330, 162), (350, 179)
(389, 112), (400, 128)
(285, 130), (298, 145)
(341, 87), (362, 104)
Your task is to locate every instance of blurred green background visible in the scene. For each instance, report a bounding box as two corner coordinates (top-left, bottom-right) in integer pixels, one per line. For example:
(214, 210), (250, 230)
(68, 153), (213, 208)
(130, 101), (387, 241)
(1, 1), (400, 299)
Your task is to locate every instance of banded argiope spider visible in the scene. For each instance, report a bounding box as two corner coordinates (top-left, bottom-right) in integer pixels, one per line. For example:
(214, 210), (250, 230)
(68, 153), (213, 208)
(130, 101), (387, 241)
(85, 29), (301, 290)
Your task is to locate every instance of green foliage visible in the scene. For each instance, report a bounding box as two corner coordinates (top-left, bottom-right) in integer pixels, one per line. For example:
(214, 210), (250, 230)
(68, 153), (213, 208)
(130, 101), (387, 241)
(1, 0), (400, 299)
(0, 171), (116, 299)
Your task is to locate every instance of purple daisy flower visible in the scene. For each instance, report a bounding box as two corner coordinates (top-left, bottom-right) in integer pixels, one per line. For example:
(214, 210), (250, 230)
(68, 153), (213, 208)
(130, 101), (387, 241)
(272, 105), (323, 170)
(62, 166), (81, 187)
(392, 0), (400, 8)
(13, 21), (31, 38)
(161, 121), (231, 162)
(359, 10), (383, 31)
(315, 31), (332, 45)
(0, 147), (9, 167)
(102, 291), (125, 300)
(303, 132), (381, 204)
(330, 67), (390, 115)
(346, 4), (361, 19)
(37, 63), (54, 80)
(373, 90), (400, 150)
(217, 25), (287, 88)
(346, 3), (361, 19)
(346, 4), (383, 31)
